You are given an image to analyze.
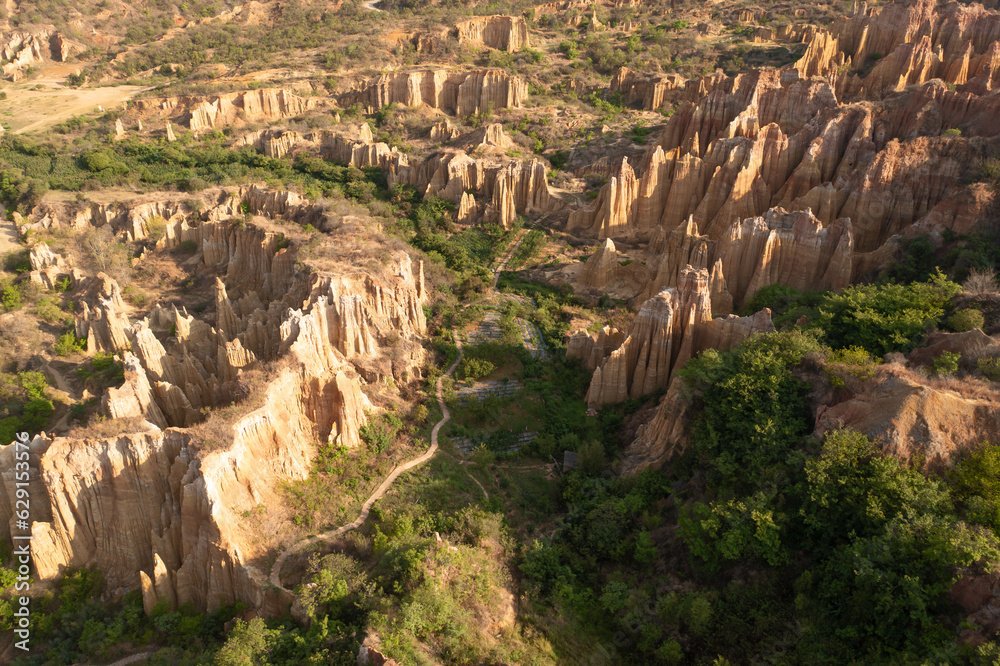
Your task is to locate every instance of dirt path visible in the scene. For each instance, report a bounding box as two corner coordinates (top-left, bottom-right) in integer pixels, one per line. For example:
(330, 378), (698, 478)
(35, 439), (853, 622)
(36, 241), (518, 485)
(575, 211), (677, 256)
(269, 332), (464, 592)
(102, 651), (155, 666)
(0, 205), (19, 257)
(43, 361), (73, 395)
(362, 0), (384, 10)
(441, 450), (490, 500)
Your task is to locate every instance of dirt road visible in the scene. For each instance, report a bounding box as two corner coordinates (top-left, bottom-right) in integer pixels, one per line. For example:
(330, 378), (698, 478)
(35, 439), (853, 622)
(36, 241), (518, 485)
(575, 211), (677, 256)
(2, 63), (151, 134)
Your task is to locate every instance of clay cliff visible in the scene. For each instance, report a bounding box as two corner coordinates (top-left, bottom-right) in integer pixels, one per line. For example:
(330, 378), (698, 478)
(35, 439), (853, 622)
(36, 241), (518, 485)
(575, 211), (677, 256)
(343, 69), (528, 116)
(131, 89), (320, 133)
(235, 123), (555, 226)
(0, 187), (428, 615)
(455, 15), (529, 52)
(1, 29), (71, 80)
(815, 335), (1000, 470)
(794, 0), (1000, 98)
(564, 2), (1000, 311)
(582, 265), (774, 407)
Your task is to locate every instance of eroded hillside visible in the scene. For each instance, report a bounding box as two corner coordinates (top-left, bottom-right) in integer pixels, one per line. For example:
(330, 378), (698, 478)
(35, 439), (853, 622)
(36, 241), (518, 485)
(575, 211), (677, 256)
(1, 0), (1000, 662)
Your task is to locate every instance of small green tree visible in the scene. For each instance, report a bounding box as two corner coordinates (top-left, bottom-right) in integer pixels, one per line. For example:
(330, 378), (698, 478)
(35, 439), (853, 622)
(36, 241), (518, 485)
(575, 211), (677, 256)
(951, 443), (1000, 533)
(1, 281), (20, 311)
(978, 356), (1000, 381)
(931, 351), (960, 376)
(215, 618), (271, 666)
(634, 529), (657, 564)
(460, 357), (496, 381)
(54, 332), (85, 356)
(577, 439), (605, 475)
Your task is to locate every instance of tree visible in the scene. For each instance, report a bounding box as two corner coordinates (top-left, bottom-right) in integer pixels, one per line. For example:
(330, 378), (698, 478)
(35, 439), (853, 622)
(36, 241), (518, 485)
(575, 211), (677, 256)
(578, 439), (605, 476)
(812, 270), (961, 355)
(215, 618), (271, 666)
(634, 529), (657, 564)
(82, 227), (130, 283)
(951, 443), (1000, 532)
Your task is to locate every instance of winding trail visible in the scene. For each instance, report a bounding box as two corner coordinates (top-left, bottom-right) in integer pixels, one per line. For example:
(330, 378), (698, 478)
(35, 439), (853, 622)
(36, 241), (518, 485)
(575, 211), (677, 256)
(442, 450), (490, 500)
(104, 652), (155, 666)
(269, 226), (531, 592)
(269, 333), (464, 593)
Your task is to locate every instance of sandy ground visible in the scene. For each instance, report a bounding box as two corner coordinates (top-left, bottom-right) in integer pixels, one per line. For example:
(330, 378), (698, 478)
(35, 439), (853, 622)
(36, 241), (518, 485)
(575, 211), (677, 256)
(1, 63), (151, 134)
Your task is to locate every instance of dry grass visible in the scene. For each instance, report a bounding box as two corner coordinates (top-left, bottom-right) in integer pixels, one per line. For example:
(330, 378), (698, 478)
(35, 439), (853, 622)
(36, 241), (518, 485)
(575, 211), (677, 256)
(187, 362), (285, 451)
(964, 268), (999, 297)
(868, 360), (1000, 402)
(65, 416), (150, 440)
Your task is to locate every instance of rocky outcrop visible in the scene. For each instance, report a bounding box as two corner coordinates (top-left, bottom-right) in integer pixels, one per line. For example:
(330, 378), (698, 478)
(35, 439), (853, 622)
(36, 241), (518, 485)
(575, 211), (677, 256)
(231, 124), (554, 225)
(619, 307), (775, 474)
(793, 0), (1000, 97)
(566, 325), (626, 372)
(343, 69), (527, 116)
(579, 238), (621, 290)
(75, 273), (133, 354)
(456, 15), (529, 52)
(28, 242), (80, 290)
(457, 192), (477, 223)
(412, 27), (451, 55)
(388, 150), (552, 222)
(0, 366), (320, 615)
(712, 208), (852, 311)
(0, 188), (430, 615)
(567, 39), (1000, 308)
(459, 123), (516, 154)
(430, 119), (460, 142)
(237, 128), (305, 159)
(133, 89), (319, 133)
(814, 366), (1000, 470)
(584, 266), (773, 406)
(1, 30), (71, 80)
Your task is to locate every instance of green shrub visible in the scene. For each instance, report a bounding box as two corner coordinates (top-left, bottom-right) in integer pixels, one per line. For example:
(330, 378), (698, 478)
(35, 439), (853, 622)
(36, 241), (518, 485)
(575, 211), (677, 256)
(812, 271), (961, 356)
(460, 357), (496, 381)
(577, 439), (606, 476)
(411, 404), (429, 423)
(978, 356), (1000, 381)
(359, 411), (403, 454)
(682, 330), (821, 485)
(951, 443), (1000, 533)
(54, 331), (86, 356)
(558, 40), (578, 59)
(34, 296), (68, 325)
(176, 240), (198, 254)
(801, 436), (998, 651)
(824, 346), (877, 388)
(1, 280), (21, 311)
(2, 249), (30, 273)
(948, 308), (984, 332)
(931, 351), (960, 376)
